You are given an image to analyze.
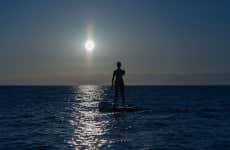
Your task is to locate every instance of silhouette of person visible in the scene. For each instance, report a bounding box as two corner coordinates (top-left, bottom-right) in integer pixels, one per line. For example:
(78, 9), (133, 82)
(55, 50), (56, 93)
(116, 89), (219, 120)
(112, 61), (126, 108)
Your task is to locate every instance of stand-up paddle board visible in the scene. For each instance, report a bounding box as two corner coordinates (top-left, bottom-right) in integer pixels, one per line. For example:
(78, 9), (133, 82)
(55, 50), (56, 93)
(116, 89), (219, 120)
(99, 101), (139, 113)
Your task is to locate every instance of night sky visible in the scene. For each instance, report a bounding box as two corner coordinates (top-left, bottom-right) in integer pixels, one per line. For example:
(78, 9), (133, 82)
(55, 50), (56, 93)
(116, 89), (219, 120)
(0, 0), (230, 85)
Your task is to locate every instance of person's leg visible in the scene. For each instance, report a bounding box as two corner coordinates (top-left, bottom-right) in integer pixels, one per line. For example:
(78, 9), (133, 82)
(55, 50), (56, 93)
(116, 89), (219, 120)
(114, 85), (118, 108)
(121, 85), (125, 107)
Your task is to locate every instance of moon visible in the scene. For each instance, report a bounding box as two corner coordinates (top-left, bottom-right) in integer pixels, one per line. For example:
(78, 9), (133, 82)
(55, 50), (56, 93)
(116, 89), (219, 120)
(84, 40), (95, 52)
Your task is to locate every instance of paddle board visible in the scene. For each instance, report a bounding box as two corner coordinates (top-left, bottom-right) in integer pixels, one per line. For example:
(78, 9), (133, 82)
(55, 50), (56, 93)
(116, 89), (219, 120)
(99, 101), (139, 112)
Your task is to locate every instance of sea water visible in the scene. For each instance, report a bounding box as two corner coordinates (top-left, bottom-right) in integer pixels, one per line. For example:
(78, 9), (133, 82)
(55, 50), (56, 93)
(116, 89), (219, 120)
(0, 86), (230, 150)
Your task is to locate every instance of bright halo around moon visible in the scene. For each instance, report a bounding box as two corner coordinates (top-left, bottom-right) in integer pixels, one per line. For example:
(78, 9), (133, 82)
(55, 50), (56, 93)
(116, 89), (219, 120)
(84, 40), (95, 52)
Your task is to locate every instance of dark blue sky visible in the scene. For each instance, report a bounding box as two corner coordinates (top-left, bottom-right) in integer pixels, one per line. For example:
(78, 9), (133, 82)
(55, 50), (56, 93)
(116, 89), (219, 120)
(0, 0), (230, 85)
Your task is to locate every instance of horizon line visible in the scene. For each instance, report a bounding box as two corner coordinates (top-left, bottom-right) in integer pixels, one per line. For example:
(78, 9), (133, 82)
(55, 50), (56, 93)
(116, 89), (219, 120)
(0, 84), (230, 86)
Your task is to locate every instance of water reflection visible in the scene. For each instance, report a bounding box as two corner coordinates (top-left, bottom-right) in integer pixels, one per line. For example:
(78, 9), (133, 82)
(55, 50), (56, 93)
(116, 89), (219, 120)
(68, 85), (110, 149)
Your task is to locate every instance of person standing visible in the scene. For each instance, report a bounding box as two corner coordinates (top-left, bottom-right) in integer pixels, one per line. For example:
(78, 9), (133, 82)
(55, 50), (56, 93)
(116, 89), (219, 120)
(112, 61), (126, 108)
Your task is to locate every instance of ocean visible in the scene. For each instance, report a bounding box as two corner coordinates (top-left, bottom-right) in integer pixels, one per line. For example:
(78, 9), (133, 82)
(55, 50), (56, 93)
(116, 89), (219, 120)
(0, 86), (230, 150)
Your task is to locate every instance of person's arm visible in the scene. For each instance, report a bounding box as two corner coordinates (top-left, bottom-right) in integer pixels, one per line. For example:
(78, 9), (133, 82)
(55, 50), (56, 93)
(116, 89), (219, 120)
(111, 71), (115, 88)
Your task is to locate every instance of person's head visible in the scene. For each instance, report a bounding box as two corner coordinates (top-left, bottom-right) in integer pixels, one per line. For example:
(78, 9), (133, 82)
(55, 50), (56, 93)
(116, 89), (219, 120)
(117, 61), (122, 68)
